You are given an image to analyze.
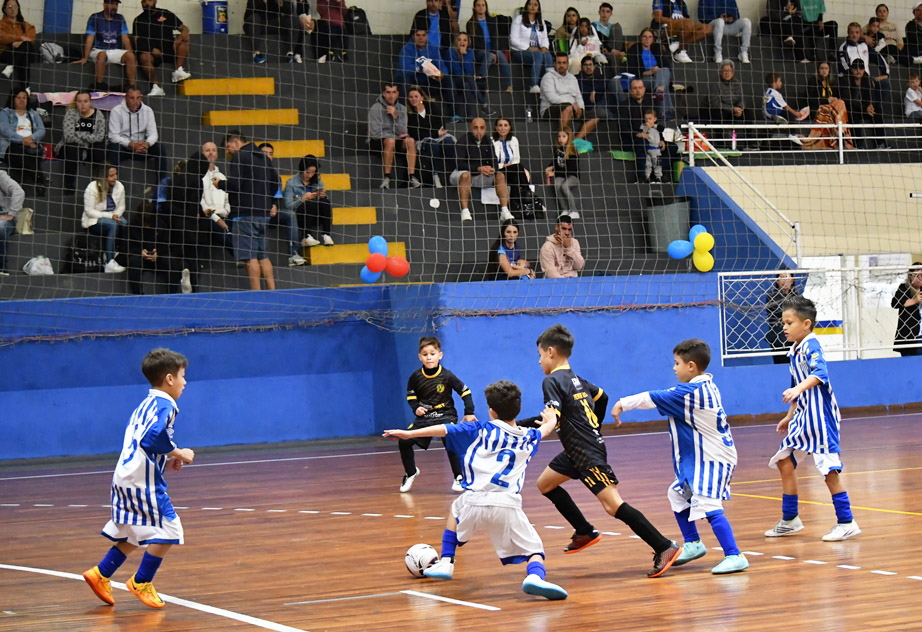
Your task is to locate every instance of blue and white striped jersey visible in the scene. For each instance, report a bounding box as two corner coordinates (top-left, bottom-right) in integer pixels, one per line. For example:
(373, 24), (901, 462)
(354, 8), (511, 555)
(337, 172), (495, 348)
(445, 420), (543, 504)
(110, 389), (179, 527)
(763, 87), (787, 119)
(647, 375), (737, 500)
(783, 332), (841, 454)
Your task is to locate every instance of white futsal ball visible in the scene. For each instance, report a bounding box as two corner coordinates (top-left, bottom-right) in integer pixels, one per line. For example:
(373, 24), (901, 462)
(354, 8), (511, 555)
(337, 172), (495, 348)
(405, 543), (439, 577)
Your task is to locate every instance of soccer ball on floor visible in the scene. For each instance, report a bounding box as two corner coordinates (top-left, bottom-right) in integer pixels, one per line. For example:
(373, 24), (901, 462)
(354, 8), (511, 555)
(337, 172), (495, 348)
(405, 543), (439, 577)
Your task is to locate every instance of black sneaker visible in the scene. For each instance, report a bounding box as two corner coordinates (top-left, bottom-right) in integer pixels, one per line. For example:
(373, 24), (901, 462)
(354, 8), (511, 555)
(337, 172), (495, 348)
(648, 541), (681, 578)
(564, 530), (601, 554)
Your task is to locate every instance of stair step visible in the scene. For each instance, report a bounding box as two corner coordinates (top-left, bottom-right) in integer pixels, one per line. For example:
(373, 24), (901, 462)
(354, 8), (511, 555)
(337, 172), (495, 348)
(179, 77), (275, 96)
(281, 173), (351, 190)
(306, 241), (406, 265)
(202, 108), (299, 126)
(332, 207), (376, 225)
(257, 140), (324, 158)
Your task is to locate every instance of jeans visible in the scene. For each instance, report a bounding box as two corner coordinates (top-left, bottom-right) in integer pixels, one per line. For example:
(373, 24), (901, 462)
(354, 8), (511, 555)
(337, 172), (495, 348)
(711, 17), (752, 56)
(475, 49), (512, 88)
(107, 142), (169, 183)
(644, 68), (674, 120)
(453, 75), (485, 117)
(418, 136), (456, 180)
(273, 205), (300, 255)
(88, 217), (126, 261)
(0, 218), (14, 271)
(511, 49), (553, 87)
(553, 175), (580, 212)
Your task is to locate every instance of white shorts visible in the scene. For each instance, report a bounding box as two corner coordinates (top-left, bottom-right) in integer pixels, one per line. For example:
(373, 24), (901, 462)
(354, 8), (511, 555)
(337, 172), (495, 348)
(451, 494), (544, 565)
(101, 516), (184, 546)
(768, 447), (843, 476)
(449, 170), (494, 188)
(667, 481), (725, 521)
(91, 48), (131, 64)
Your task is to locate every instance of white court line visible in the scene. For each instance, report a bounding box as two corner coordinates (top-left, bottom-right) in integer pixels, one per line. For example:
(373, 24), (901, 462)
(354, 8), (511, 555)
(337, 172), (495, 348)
(772, 556), (795, 560)
(803, 560), (826, 565)
(285, 591), (403, 606)
(267, 510), (287, 513)
(544, 525), (564, 530)
(742, 551), (764, 556)
(202, 507), (223, 511)
(68, 504), (88, 507)
(401, 590), (500, 611)
(909, 576), (922, 580)
(0, 563), (308, 632)
(871, 570), (897, 576)
(601, 531), (621, 536)
(424, 516), (445, 520)
(299, 510), (319, 514)
(235, 508), (255, 512)
(838, 565), (861, 570)
(394, 514), (413, 519)
(362, 513), (382, 517)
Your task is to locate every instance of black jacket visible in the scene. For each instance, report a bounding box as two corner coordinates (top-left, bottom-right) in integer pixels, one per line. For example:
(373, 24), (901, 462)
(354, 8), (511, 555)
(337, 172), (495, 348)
(466, 14), (509, 53)
(892, 283), (921, 346)
(221, 143), (280, 217)
(456, 132), (495, 172)
(407, 102), (448, 141)
(840, 75), (878, 119)
(616, 94), (654, 143)
(411, 7), (454, 50)
(626, 42), (671, 78)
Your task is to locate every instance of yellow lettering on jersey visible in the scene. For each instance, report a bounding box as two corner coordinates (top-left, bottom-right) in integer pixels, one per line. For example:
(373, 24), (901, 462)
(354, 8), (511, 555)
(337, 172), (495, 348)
(573, 392), (588, 401)
(580, 398), (599, 428)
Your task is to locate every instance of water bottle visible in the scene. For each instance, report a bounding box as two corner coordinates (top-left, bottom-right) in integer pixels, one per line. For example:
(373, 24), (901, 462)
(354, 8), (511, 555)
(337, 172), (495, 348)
(525, 106), (533, 124)
(731, 130), (737, 151)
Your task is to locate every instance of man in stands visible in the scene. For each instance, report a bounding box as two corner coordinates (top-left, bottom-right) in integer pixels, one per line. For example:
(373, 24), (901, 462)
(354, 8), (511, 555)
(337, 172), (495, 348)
(132, 0), (192, 97)
(410, 0), (458, 52)
(540, 214), (585, 278)
(905, 1), (922, 65)
(450, 117), (510, 223)
(107, 86), (168, 182)
(617, 78), (654, 182)
(367, 83), (421, 190)
(75, 0), (138, 90)
(540, 51), (584, 133)
(697, 0), (751, 64)
(396, 28), (452, 108)
(837, 22), (889, 97)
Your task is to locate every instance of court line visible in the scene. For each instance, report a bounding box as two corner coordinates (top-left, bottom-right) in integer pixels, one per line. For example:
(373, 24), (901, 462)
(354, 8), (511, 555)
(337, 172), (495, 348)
(400, 589), (500, 611)
(0, 563), (308, 632)
(732, 466), (922, 486)
(733, 492), (922, 516)
(285, 591), (403, 606)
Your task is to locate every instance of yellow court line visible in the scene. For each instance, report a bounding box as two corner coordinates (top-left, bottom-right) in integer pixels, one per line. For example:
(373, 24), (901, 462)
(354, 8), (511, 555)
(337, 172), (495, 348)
(732, 465), (922, 486)
(733, 492), (922, 517)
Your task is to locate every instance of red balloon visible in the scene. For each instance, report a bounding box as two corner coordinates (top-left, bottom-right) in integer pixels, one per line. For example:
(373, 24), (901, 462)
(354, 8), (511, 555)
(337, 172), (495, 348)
(385, 256), (410, 277)
(365, 253), (387, 273)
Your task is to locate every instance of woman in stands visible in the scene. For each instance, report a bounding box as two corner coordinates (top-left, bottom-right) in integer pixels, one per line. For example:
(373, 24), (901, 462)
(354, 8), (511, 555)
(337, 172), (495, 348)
(490, 219), (534, 279)
(449, 32), (490, 119)
(0, 87), (47, 194)
(554, 7), (580, 46)
(82, 165), (127, 274)
(466, 0), (513, 93)
(891, 263), (922, 357)
(406, 85), (456, 189)
(493, 117), (542, 218)
(0, 0), (38, 93)
(56, 90), (108, 195)
(764, 269), (799, 363)
(510, 0), (553, 94)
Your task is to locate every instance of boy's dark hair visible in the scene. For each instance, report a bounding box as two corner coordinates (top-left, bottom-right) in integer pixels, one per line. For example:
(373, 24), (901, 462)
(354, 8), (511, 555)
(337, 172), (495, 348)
(673, 338), (711, 371)
(782, 294), (817, 328)
(766, 72), (781, 85)
(869, 16), (880, 25)
(599, 2), (613, 10)
(223, 129), (247, 145)
(536, 324), (574, 357)
(142, 348), (188, 387)
(418, 336), (441, 351)
(910, 71), (920, 81)
(644, 108), (657, 118)
(555, 50), (569, 59)
(485, 380), (522, 422)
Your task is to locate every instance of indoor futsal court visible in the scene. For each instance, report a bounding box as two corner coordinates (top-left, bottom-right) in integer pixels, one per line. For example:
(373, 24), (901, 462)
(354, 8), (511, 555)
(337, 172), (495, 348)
(1, 412), (920, 631)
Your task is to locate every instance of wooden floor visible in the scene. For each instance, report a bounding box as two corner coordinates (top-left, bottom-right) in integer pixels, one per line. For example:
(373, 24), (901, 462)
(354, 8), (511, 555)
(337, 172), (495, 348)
(2, 414), (921, 631)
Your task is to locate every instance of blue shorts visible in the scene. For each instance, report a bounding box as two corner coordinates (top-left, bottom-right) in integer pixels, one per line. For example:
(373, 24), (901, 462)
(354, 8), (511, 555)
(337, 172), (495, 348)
(234, 217), (268, 261)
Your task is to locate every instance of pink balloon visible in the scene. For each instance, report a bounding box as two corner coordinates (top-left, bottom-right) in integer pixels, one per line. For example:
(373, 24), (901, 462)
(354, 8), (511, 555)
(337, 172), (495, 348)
(385, 256), (410, 277)
(365, 253), (387, 273)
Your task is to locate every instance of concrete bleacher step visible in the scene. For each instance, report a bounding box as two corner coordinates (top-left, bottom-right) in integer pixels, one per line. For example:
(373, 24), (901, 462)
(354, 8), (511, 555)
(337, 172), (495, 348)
(179, 77), (276, 96)
(333, 207), (376, 225)
(304, 242), (407, 265)
(258, 140), (325, 158)
(203, 108), (299, 126)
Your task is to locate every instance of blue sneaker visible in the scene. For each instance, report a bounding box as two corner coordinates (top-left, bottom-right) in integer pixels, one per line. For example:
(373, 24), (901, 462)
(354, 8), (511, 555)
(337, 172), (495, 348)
(422, 558), (454, 580)
(253, 53), (267, 64)
(711, 554), (749, 574)
(522, 574), (568, 600)
(673, 540), (708, 567)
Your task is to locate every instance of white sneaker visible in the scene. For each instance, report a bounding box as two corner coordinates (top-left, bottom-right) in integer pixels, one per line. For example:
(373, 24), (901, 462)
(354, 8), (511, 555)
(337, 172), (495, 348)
(104, 259), (125, 274)
(289, 253), (306, 266)
(764, 516), (804, 537)
(668, 41), (681, 53)
(302, 235), (321, 247)
(913, 56), (922, 65)
(451, 475), (463, 493)
(400, 467), (420, 493)
(789, 134), (803, 146)
(321, 234), (334, 246)
(714, 53), (722, 64)
(180, 268), (192, 293)
(423, 558), (454, 580)
(528, 85), (542, 94)
(171, 67), (191, 82)
(409, 175), (422, 188)
(379, 176), (391, 189)
(1, 64), (12, 78)
(460, 208), (472, 222)
(568, 211), (580, 219)
(499, 208), (514, 222)
(294, 53), (303, 64)
(822, 520), (861, 542)
(432, 174), (443, 189)
(148, 84), (165, 96)
(674, 50), (693, 63)
(739, 51), (750, 64)
(318, 54), (327, 64)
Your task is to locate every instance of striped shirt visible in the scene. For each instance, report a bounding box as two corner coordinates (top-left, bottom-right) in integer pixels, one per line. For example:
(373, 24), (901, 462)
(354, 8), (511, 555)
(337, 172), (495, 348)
(783, 333), (841, 454)
(763, 87), (787, 119)
(110, 389), (179, 527)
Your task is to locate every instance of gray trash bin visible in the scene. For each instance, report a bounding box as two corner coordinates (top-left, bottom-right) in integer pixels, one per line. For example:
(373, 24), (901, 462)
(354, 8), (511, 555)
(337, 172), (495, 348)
(645, 195), (690, 254)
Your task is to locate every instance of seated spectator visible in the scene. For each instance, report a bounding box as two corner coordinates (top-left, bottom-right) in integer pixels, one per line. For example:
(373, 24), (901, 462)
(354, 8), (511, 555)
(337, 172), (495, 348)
(906, 72), (922, 120)
(107, 86), (169, 183)
(510, 0), (554, 93)
(451, 117), (510, 222)
(291, 1), (313, 64)
(765, 0), (809, 63)
(806, 60), (838, 112)
(704, 60), (753, 138)
(0, 167), (23, 276)
(450, 32), (491, 118)
(55, 89), (108, 195)
(316, 0), (349, 62)
(410, 0), (458, 52)
(906, 2), (922, 65)
(891, 263), (922, 356)
(74, 0), (138, 90)
(0, 0), (38, 92)
(258, 142), (303, 266)
(493, 117), (541, 217)
(82, 164), (128, 273)
(554, 7), (580, 47)
(0, 87), (48, 194)
(367, 83), (420, 189)
(132, 0), (192, 96)
(840, 59), (883, 148)
(800, 0), (837, 62)
(127, 200), (185, 294)
(397, 29), (452, 109)
(651, 0), (713, 64)
(199, 141), (233, 254)
(625, 28), (674, 120)
(838, 22), (890, 97)
(575, 56), (612, 140)
(245, 0), (298, 64)
(284, 154), (334, 251)
(698, 0), (751, 64)
(545, 127), (581, 218)
(406, 85), (456, 188)
(593, 2), (626, 69)
(870, 4), (902, 66)
(466, 0), (512, 93)
(567, 18), (607, 74)
(540, 51), (584, 132)
(539, 214), (584, 278)
(762, 72), (808, 123)
(491, 219), (535, 279)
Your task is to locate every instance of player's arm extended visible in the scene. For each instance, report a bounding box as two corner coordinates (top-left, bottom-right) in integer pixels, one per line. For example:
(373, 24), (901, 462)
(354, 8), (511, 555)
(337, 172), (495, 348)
(383, 425), (448, 440)
(611, 391), (655, 425)
(536, 408), (558, 439)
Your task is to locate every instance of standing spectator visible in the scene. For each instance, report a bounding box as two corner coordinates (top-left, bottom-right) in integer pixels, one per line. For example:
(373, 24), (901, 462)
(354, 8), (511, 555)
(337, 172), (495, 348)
(839, 59), (882, 148)
(0, 167), (23, 276)
(368, 83), (420, 189)
(396, 29), (452, 109)
(639, 110), (664, 183)
(493, 117), (538, 217)
(199, 141), (232, 254)
(891, 263), (922, 356)
(0, 87), (48, 194)
(284, 154), (334, 250)
(567, 18), (607, 74)
(257, 142), (303, 267)
(705, 59), (753, 139)
(406, 85), (455, 188)
(82, 165), (128, 273)
(0, 0), (38, 92)
(410, 0), (458, 53)
(451, 117), (510, 222)
(74, 0), (138, 90)
(575, 56), (613, 140)
(510, 0), (553, 94)
(450, 32), (490, 118)
(245, 0), (298, 64)
(132, 0), (191, 97)
(466, 0), (512, 93)
(625, 28), (674, 121)
(906, 1), (922, 65)
(540, 51), (584, 132)
(316, 0), (348, 62)
(545, 127), (581, 218)
(764, 269), (798, 363)
(167, 151), (213, 288)
(906, 72), (922, 120)
(127, 201), (185, 294)
(871, 4), (902, 66)
(56, 90), (108, 195)
(491, 219), (535, 279)
(698, 0), (752, 64)
(617, 78), (655, 182)
(837, 22), (889, 95)
(107, 86), (169, 183)
(651, 0), (714, 64)
(539, 214), (584, 278)
(593, 2), (626, 69)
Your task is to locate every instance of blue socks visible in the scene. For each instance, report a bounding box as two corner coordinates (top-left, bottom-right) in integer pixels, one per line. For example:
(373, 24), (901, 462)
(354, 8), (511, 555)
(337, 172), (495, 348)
(440, 529), (459, 561)
(526, 560), (546, 580)
(674, 508), (701, 543)
(706, 510), (740, 556)
(782, 494), (798, 520)
(134, 552), (163, 584)
(98, 546), (127, 578)
(831, 491), (853, 524)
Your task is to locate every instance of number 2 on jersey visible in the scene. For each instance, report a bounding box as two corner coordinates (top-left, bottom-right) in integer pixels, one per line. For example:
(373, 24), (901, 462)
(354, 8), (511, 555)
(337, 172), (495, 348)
(490, 448), (517, 488)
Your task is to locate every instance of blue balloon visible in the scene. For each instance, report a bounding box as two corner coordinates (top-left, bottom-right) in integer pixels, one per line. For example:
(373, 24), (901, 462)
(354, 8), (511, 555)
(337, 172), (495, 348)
(360, 266), (383, 283)
(689, 224), (708, 242)
(368, 236), (389, 256)
(667, 239), (694, 260)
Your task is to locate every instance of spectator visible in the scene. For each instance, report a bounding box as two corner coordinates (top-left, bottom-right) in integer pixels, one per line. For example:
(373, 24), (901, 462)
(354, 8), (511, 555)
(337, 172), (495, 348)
(127, 200), (185, 294)
(406, 85), (456, 188)
(891, 263), (922, 356)
(698, 0), (752, 64)
(593, 2), (626, 69)
(840, 59), (883, 148)
(368, 83), (420, 189)
(651, 0), (713, 64)
(0, 167), (23, 276)
(625, 28), (674, 120)
(806, 60), (837, 112)
(762, 72), (808, 123)
(284, 154), (334, 251)
(567, 18), (607, 74)
(55, 89), (108, 195)
(451, 117), (510, 222)
(466, 0), (512, 93)
(107, 86), (169, 183)
(82, 164), (128, 273)
(396, 28), (452, 110)
(906, 1), (922, 65)
(545, 127), (581, 218)
(765, 0), (810, 63)
(290, 1), (312, 64)
(870, 4), (902, 66)
(540, 51), (584, 132)
(0, 87), (48, 194)
(639, 109), (664, 183)
(316, 0), (349, 62)
(906, 72), (922, 120)
(493, 117), (540, 217)
(539, 214), (584, 278)
(132, 0), (191, 96)
(799, 0), (837, 62)
(617, 78), (654, 182)
(837, 22), (889, 97)
(167, 151), (215, 287)
(554, 7), (580, 45)
(510, 0), (553, 94)
(450, 32), (491, 118)
(258, 142), (303, 267)
(575, 56), (613, 140)
(74, 0), (138, 90)
(765, 269), (798, 363)
(705, 59), (753, 139)
(0, 0), (38, 93)
(410, 0), (458, 52)
(245, 0), (298, 64)
(199, 141), (233, 254)
(491, 219), (535, 279)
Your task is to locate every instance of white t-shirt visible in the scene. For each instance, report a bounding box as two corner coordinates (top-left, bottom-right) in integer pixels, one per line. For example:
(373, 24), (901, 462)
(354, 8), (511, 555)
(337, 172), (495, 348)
(15, 113), (32, 138)
(905, 86), (922, 116)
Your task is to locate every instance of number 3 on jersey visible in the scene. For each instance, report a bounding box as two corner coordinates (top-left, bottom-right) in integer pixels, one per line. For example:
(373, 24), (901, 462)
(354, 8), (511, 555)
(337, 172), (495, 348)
(490, 448), (517, 488)
(580, 398), (599, 428)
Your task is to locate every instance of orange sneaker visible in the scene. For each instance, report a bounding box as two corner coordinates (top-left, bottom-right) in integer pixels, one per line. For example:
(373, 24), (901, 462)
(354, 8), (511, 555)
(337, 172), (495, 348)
(126, 574), (165, 608)
(83, 566), (115, 605)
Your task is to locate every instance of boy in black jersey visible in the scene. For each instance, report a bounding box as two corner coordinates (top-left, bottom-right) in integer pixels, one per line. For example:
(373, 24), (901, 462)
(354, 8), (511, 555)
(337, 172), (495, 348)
(398, 336), (478, 493)
(535, 324), (680, 578)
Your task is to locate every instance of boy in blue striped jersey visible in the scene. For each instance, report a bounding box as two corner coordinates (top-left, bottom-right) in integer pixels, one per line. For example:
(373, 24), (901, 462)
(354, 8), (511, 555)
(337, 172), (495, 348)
(765, 295), (860, 541)
(612, 339), (748, 574)
(83, 348), (196, 609)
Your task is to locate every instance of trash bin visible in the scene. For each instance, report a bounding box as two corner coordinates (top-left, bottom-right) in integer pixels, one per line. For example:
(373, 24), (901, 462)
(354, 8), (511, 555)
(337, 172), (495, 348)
(201, 0), (229, 34)
(645, 195), (690, 254)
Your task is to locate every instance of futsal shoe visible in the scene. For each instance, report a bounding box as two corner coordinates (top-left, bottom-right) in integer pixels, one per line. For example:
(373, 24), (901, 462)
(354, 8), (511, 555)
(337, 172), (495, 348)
(711, 553), (749, 574)
(83, 566), (114, 606)
(673, 540), (707, 566)
(648, 541), (681, 578)
(564, 530), (601, 554)
(126, 575), (165, 609)
(822, 520), (861, 542)
(451, 475), (463, 493)
(522, 575), (568, 600)
(423, 558), (454, 580)
(764, 516), (804, 537)
(400, 467), (420, 493)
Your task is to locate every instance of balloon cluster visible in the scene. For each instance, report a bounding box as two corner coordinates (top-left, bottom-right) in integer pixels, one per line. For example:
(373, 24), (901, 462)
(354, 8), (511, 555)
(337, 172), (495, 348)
(668, 224), (715, 272)
(361, 236), (410, 283)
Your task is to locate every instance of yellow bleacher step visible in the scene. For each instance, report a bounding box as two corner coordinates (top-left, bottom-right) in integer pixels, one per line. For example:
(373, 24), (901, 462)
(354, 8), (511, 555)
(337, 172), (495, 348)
(179, 77), (275, 96)
(281, 173), (351, 190)
(257, 140), (324, 158)
(307, 242), (407, 265)
(333, 207), (376, 225)
(203, 108), (299, 126)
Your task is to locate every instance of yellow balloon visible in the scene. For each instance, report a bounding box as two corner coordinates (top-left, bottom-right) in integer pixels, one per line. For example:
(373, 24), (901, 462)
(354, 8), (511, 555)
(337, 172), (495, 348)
(693, 250), (714, 272)
(693, 231), (715, 252)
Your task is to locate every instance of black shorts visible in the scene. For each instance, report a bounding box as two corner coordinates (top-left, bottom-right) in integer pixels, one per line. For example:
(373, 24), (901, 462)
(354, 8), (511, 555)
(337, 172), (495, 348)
(542, 104), (579, 121)
(136, 40), (174, 66)
(548, 450), (618, 495)
(408, 416), (457, 449)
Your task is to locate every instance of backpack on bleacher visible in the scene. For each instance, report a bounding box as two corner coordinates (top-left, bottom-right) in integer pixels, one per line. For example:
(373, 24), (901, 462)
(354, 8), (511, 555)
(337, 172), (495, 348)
(345, 6), (371, 36)
(61, 234), (106, 274)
